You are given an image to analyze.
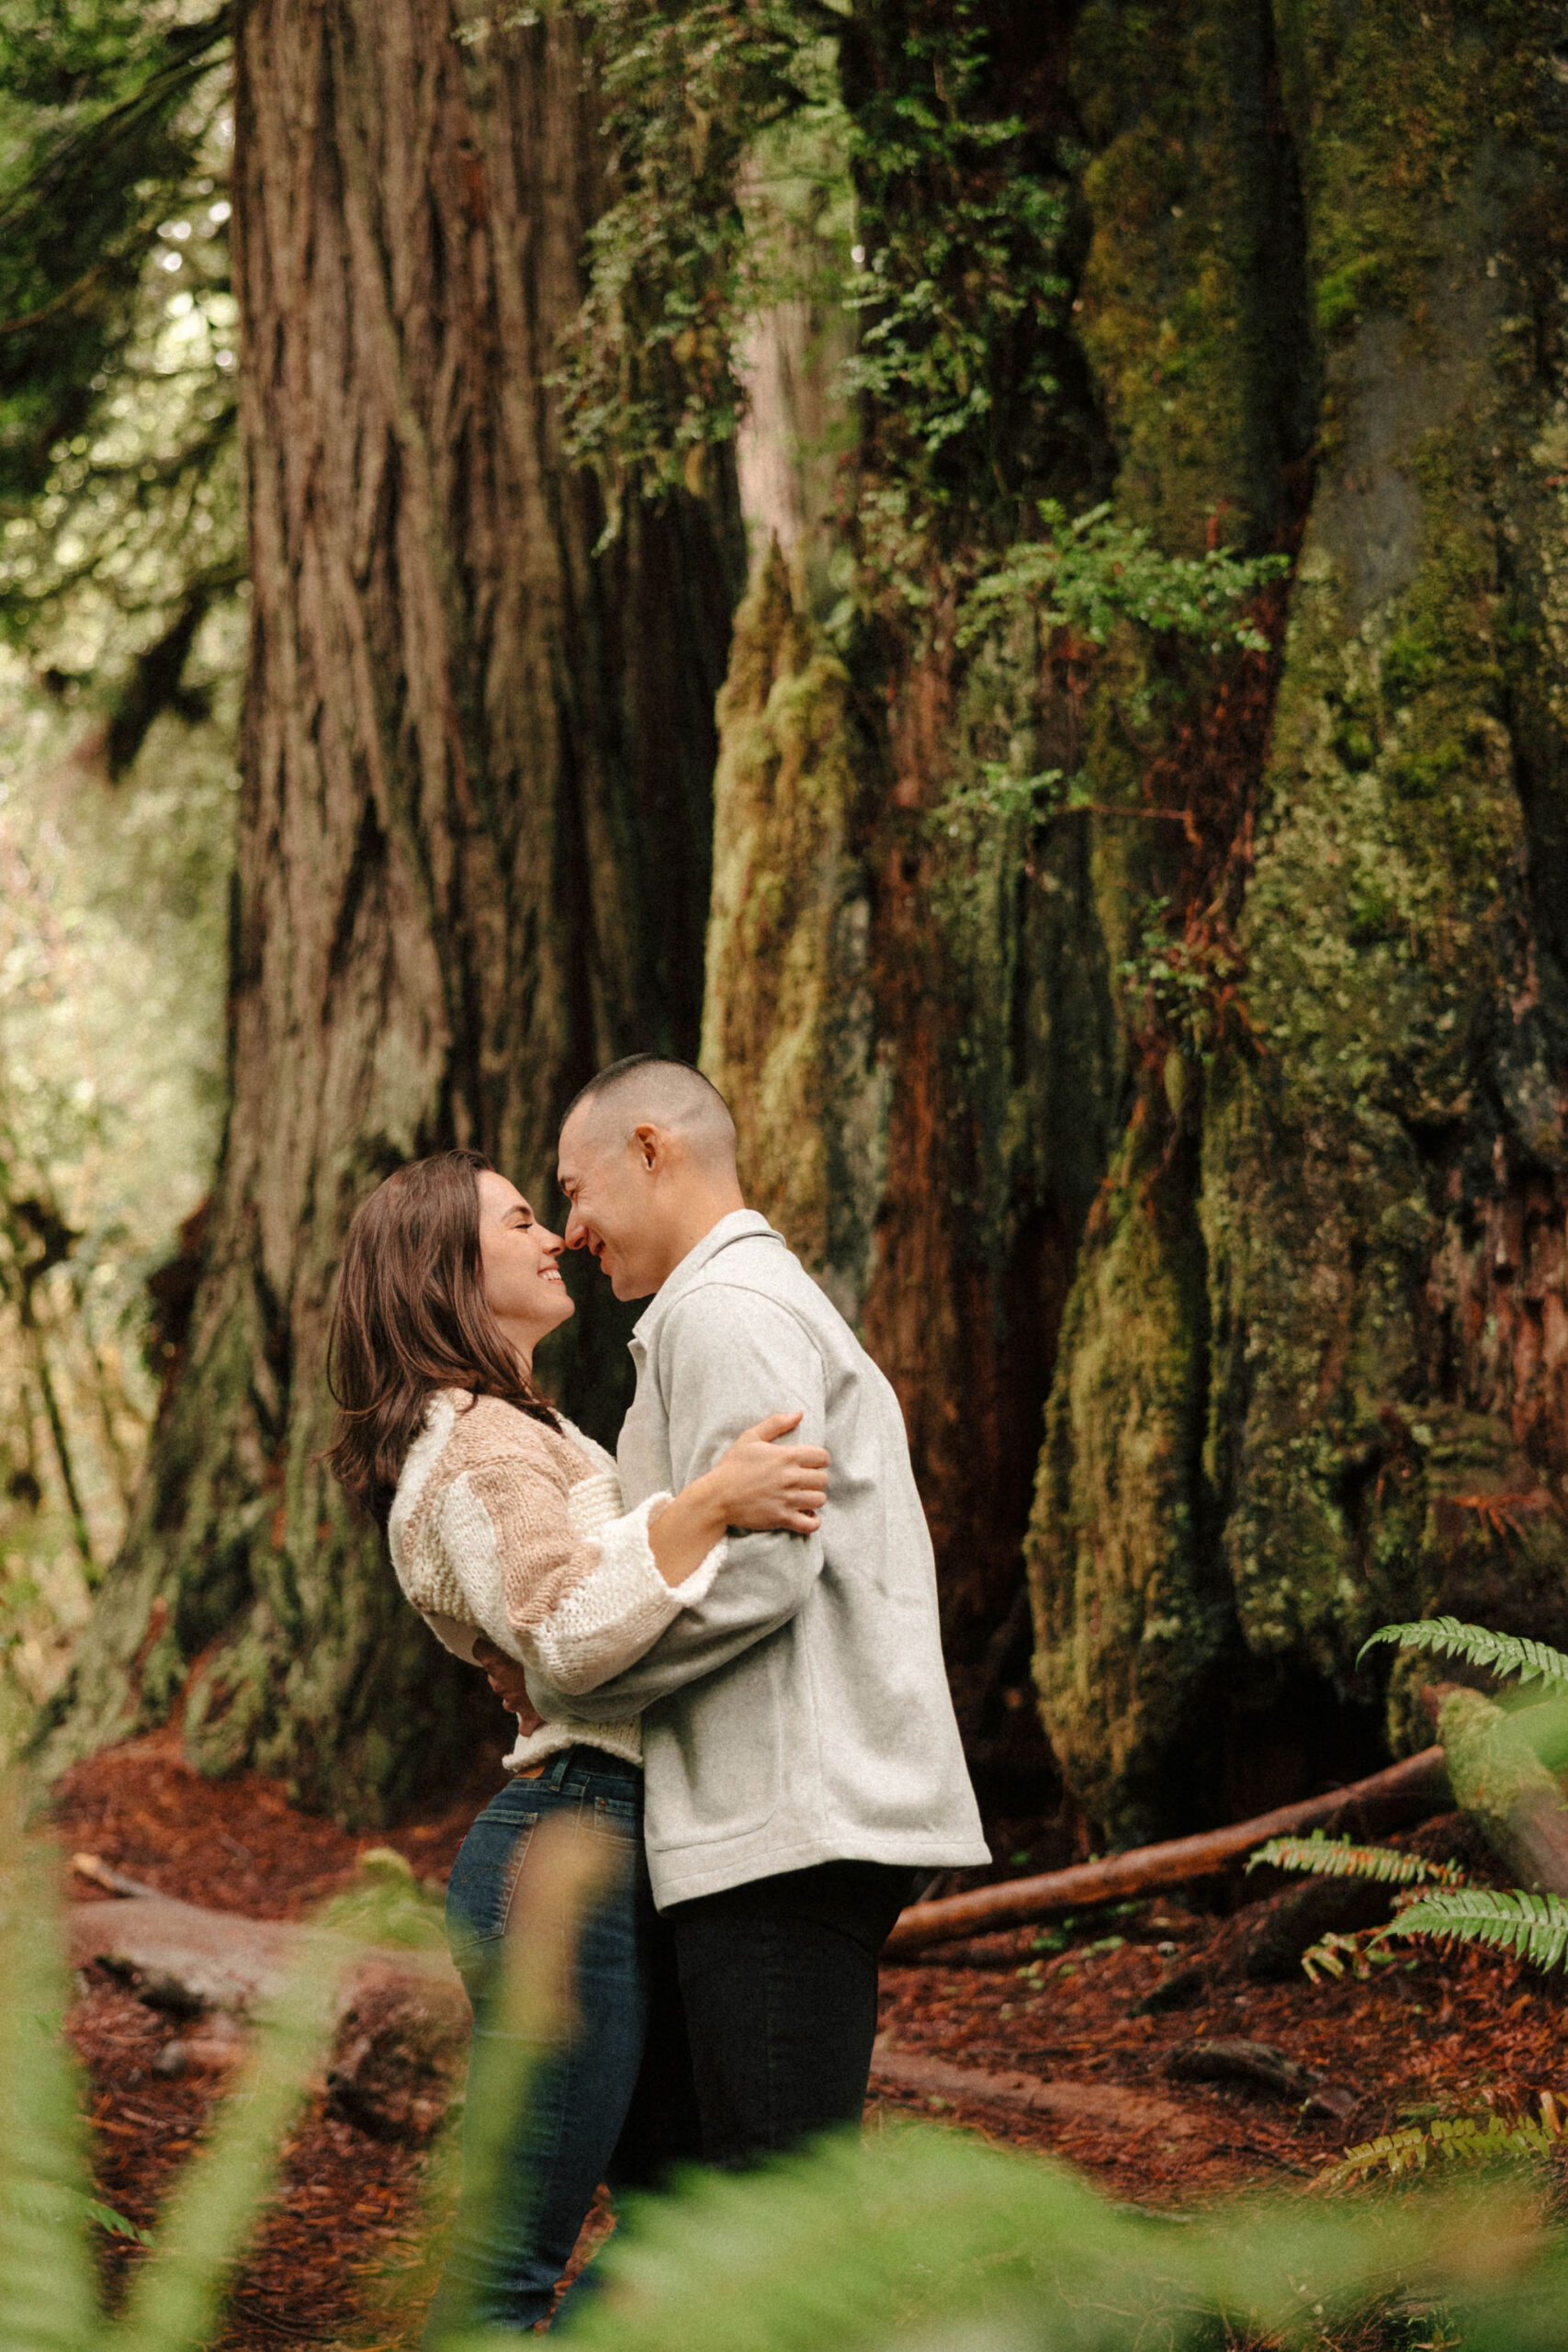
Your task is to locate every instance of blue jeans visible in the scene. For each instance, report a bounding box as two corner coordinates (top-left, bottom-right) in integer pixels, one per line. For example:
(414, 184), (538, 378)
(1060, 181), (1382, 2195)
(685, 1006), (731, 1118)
(421, 1749), (651, 2339)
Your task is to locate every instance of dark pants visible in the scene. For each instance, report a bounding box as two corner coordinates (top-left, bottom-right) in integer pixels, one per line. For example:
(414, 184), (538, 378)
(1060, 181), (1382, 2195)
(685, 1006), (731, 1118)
(660, 1860), (915, 2171)
(426, 1765), (910, 2335)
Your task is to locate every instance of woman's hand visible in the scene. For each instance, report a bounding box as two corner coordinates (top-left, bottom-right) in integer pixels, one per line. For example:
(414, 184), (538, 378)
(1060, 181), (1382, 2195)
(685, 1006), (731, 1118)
(648, 1409), (830, 1588)
(472, 1633), (544, 1736)
(709, 1408), (829, 1534)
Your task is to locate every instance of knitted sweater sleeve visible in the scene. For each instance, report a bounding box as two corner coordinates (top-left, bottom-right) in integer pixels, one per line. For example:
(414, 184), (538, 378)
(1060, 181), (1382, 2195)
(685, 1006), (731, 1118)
(436, 1439), (726, 1696)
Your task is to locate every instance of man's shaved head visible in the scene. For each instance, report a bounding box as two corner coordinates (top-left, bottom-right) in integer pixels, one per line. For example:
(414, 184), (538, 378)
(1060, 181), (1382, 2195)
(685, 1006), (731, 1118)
(564, 1055), (738, 1170)
(557, 1057), (745, 1297)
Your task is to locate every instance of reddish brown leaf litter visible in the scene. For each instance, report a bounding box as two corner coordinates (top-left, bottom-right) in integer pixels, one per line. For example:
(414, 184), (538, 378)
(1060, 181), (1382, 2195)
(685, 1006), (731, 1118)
(67, 1973), (434, 2348)
(53, 1724), (510, 1918)
(875, 1896), (1568, 2205)
(49, 1742), (1568, 2346)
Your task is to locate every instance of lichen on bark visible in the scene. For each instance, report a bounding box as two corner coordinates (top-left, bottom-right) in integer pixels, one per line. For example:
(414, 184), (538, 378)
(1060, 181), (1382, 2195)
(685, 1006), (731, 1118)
(1024, 0), (1315, 1836)
(701, 543), (888, 1323)
(1028, 1111), (1230, 1843)
(1198, 0), (1568, 1762)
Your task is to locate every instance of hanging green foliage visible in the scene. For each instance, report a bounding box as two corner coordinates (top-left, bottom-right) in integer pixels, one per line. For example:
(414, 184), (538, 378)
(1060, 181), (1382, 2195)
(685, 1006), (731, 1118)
(0, 1), (239, 759)
(547, 0), (832, 518)
(551, 0), (1081, 559)
(837, 4), (1067, 503)
(0, 1), (231, 514)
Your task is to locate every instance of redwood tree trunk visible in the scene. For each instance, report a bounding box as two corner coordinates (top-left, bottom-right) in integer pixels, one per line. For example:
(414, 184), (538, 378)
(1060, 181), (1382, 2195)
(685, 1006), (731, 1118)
(1026, 0), (1568, 1842)
(38, 0), (739, 1820)
(705, 0), (1568, 1844)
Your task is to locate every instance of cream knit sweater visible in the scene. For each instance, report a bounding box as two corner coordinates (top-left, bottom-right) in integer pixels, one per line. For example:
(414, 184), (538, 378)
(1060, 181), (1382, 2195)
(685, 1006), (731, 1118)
(387, 1390), (725, 1772)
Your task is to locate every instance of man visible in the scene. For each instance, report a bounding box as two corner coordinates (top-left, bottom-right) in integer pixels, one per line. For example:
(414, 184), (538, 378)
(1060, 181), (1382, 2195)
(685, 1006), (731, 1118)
(525, 1053), (988, 2166)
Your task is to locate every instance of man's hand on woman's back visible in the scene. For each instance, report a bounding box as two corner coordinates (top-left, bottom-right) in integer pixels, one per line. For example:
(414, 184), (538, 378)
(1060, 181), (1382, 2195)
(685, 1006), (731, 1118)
(472, 1634), (544, 1736)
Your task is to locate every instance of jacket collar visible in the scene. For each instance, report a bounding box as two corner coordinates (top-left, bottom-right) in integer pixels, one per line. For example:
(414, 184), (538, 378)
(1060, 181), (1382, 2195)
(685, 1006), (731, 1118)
(630, 1208), (779, 1356)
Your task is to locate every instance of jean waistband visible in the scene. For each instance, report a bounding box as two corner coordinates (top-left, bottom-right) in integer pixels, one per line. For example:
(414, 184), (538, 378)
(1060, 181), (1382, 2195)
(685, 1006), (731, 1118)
(529, 1744), (643, 1795)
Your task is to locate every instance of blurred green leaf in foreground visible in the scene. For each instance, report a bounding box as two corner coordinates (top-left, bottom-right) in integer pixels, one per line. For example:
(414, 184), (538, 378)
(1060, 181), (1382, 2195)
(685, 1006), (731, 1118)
(3, 1778), (1568, 2352)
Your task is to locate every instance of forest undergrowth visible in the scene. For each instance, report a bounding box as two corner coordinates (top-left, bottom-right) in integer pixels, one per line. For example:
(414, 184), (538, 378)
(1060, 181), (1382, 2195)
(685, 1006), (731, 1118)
(37, 1725), (1568, 2350)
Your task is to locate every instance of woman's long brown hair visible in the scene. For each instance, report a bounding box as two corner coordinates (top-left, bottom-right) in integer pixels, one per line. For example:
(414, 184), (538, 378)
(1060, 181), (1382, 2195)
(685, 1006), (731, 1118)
(325, 1149), (560, 1525)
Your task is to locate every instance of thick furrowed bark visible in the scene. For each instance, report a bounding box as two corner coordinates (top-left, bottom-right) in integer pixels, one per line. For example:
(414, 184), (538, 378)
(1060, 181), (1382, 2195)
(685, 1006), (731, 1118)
(36, 0), (739, 1821)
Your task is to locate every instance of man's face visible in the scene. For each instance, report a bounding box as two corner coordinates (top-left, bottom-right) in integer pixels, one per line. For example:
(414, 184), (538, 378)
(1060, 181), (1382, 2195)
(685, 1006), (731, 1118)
(557, 1107), (668, 1300)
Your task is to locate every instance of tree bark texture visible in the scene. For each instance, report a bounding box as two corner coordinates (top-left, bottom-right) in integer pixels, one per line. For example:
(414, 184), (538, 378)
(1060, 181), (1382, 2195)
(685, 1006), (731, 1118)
(38, 0), (739, 1819)
(1033, 0), (1568, 1839)
(705, 0), (1568, 1838)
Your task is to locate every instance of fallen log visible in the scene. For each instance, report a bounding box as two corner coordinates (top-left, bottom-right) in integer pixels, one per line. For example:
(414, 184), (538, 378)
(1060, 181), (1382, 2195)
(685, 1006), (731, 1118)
(1428, 1686), (1568, 1897)
(869, 2044), (1201, 2138)
(886, 1746), (1449, 1956)
(70, 1894), (470, 2143)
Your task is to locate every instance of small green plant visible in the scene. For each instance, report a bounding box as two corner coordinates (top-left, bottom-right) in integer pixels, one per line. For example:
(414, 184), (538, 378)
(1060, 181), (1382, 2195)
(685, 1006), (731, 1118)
(318, 1845), (447, 1950)
(1247, 1832), (1465, 1890)
(1298, 1928), (1403, 1985)
(958, 501), (1289, 657)
(1254, 1617), (1568, 1984)
(1358, 1619), (1568, 1694)
(1384, 1888), (1568, 1975)
(1318, 2095), (1567, 2193)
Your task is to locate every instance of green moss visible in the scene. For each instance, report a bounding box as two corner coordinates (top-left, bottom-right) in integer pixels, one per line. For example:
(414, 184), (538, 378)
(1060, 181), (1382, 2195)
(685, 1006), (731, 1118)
(1071, 0), (1314, 551)
(1024, 0), (1568, 1835)
(701, 546), (888, 1317)
(1194, 0), (1568, 1756)
(1026, 1115), (1229, 1844)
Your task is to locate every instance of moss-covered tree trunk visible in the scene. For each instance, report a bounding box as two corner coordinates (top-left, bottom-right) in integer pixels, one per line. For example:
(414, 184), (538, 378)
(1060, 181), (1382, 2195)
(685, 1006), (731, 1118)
(703, 4), (1120, 1803)
(38, 0), (739, 1820)
(706, 0), (1568, 1842)
(1027, 0), (1568, 1842)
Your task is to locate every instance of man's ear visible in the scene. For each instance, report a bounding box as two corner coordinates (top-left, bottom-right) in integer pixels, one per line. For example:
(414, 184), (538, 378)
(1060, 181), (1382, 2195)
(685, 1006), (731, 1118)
(633, 1121), (662, 1173)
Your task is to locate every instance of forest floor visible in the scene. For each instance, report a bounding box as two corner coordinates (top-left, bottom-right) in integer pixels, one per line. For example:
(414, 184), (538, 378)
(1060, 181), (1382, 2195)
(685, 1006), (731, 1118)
(48, 1731), (1568, 2347)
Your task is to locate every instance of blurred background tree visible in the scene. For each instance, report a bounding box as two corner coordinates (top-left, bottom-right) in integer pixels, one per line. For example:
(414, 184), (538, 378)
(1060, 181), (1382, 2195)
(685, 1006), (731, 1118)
(0, 0), (238, 1705)
(8, 0), (1568, 1846)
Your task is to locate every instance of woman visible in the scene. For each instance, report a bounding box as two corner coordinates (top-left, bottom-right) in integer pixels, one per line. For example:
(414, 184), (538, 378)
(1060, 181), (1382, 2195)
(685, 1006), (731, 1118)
(326, 1148), (828, 2335)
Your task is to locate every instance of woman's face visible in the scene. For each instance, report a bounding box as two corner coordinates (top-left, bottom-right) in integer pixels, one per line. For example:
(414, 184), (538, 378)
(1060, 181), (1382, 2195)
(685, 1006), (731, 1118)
(475, 1170), (574, 1363)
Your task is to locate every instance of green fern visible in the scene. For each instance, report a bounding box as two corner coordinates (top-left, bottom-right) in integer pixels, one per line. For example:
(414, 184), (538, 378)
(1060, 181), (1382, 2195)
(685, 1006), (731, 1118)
(1248, 1830), (1465, 1887)
(1317, 2096), (1567, 2192)
(106, 1939), (340, 2352)
(0, 1769), (344, 2352)
(0, 1799), (99, 2352)
(1380, 1887), (1568, 1974)
(1358, 1616), (1568, 1690)
(1299, 1928), (1401, 1985)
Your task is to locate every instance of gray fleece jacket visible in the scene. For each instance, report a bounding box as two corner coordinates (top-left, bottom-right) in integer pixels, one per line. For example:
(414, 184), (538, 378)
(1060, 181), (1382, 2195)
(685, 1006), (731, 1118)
(528, 1210), (989, 1907)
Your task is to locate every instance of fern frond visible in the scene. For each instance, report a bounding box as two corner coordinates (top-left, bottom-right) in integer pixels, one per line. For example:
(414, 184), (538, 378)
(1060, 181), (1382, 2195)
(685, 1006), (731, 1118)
(1248, 1830), (1464, 1887)
(1300, 1929), (1400, 1984)
(0, 1789), (101, 2352)
(1316, 2095), (1567, 2191)
(1381, 1887), (1568, 1973)
(1358, 1616), (1568, 1690)
(105, 1933), (341, 2352)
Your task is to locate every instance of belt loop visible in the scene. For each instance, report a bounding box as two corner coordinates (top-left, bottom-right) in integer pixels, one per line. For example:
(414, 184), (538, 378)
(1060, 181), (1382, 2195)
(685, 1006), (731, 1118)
(543, 1747), (573, 1791)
